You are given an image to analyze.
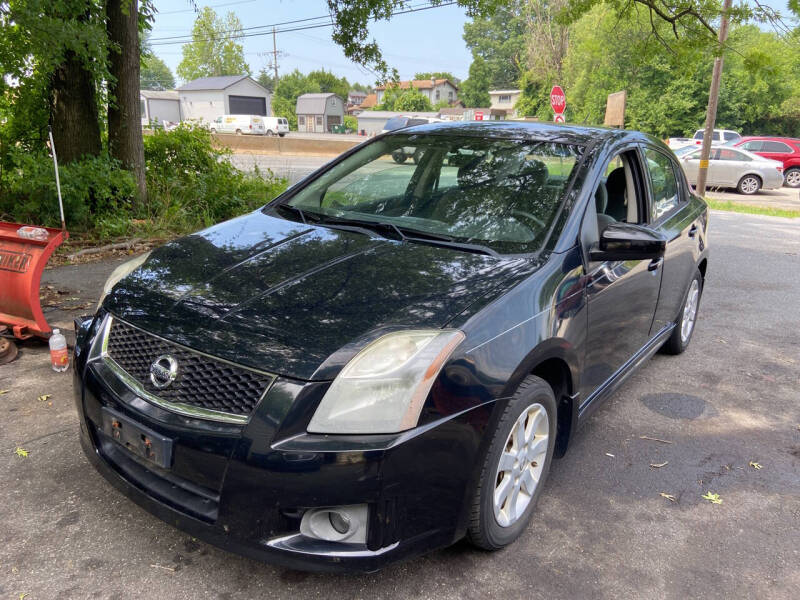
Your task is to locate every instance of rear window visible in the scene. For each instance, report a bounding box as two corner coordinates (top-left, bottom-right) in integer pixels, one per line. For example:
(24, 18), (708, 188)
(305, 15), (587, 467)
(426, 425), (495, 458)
(762, 141), (792, 153)
(383, 117), (409, 131)
(723, 131), (740, 141)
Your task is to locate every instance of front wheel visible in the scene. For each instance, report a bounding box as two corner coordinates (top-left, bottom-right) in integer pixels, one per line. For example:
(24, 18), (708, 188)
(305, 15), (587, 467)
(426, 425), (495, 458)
(468, 376), (556, 550)
(235, 129), (242, 136)
(391, 150), (407, 164)
(784, 167), (800, 188)
(278, 133), (286, 137)
(661, 269), (703, 355)
(737, 174), (761, 195)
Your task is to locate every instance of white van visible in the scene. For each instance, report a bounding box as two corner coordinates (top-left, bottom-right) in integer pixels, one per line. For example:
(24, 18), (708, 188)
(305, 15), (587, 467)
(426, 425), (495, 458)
(209, 115), (266, 135)
(263, 117), (289, 137)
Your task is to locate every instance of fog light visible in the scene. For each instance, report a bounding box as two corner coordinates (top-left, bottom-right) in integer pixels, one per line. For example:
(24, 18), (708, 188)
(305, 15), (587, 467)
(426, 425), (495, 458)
(300, 504), (368, 544)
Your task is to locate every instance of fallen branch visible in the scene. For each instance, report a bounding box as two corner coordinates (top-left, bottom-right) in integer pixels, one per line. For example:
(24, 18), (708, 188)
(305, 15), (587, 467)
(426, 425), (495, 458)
(67, 238), (143, 260)
(639, 435), (673, 444)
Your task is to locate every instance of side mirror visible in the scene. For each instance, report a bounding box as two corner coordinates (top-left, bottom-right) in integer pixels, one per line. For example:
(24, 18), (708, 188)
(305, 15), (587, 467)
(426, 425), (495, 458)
(590, 223), (666, 262)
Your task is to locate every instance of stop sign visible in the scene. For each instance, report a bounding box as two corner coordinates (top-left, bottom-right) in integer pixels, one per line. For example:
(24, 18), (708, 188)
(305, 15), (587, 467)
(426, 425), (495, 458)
(550, 85), (566, 114)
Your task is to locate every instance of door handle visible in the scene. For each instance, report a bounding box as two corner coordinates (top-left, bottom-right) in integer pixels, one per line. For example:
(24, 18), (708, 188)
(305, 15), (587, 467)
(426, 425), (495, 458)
(688, 224), (698, 238)
(648, 258), (663, 272)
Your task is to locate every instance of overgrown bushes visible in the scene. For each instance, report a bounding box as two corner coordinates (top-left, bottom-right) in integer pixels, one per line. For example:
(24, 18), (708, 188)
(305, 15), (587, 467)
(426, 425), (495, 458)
(0, 124), (286, 239)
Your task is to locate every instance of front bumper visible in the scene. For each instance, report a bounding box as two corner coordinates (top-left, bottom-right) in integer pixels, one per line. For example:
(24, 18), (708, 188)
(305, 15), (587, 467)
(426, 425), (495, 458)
(72, 320), (495, 572)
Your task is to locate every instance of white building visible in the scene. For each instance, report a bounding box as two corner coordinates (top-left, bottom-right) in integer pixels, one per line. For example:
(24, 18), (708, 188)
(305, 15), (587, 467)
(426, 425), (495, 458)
(140, 90), (181, 127)
(177, 75), (271, 124)
(356, 111), (440, 136)
(488, 89), (522, 119)
(375, 78), (459, 106)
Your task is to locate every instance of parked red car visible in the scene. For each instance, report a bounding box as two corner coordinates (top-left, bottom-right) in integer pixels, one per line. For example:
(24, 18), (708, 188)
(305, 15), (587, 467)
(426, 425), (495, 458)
(730, 137), (800, 188)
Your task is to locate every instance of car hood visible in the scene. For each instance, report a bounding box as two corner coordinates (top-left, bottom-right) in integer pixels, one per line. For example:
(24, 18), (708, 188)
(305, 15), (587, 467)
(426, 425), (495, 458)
(105, 211), (540, 380)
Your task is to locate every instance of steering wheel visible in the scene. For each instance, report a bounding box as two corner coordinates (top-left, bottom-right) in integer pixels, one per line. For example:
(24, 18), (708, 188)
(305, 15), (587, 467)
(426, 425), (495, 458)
(511, 209), (545, 231)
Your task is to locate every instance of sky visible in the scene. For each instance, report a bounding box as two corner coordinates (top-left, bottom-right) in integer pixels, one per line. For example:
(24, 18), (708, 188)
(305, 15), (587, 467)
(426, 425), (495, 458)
(149, 0), (474, 87)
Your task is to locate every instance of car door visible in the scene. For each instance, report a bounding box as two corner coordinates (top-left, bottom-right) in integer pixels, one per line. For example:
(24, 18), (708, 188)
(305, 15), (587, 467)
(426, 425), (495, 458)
(717, 148), (750, 186)
(579, 148), (663, 402)
(758, 140), (793, 165)
(642, 146), (699, 334)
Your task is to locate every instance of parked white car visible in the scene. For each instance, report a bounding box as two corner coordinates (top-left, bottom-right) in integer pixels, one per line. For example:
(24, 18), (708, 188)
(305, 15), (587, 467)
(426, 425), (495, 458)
(209, 115), (266, 135)
(263, 117), (289, 137)
(666, 128), (742, 150)
(676, 145), (784, 194)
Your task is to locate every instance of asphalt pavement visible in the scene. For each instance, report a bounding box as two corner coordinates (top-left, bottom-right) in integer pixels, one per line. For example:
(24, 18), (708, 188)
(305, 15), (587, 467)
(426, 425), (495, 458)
(1, 211), (798, 599)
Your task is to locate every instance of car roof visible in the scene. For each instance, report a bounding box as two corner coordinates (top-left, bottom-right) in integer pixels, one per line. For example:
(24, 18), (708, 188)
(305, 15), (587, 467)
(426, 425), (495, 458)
(391, 120), (658, 147)
(737, 136), (800, 144)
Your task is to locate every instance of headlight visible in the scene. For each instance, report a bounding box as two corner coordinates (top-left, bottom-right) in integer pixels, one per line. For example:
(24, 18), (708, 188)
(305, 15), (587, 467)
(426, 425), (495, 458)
(307, 329), (465, 434)
(96, 251), (151, 310)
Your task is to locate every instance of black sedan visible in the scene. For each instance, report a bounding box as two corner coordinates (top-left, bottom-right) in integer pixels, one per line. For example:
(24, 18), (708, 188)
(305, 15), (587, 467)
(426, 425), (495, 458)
(73, 121), (709, 572)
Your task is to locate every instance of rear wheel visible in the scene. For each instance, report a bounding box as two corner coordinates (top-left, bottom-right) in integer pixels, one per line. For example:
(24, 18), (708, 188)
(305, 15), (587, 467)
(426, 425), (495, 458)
(737, 174), (761, 195)
(235, 129), (242, 135)
(266, 129), (274, 136)
(662, 269), (703, 355)
(468, 376), (556, 550)
(784, 167), (800, 188)
(391, 149), (407, 164)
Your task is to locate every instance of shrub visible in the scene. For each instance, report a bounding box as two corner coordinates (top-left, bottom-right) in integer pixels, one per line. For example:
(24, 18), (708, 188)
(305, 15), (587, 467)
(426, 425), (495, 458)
(0, 148), (136, 231)
(143, 123), (287, 230)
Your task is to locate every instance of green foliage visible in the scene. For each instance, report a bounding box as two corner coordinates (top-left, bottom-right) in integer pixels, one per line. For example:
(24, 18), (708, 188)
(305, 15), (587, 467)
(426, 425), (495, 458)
(459, 56), (492, 107)
(375, 86), (433, 111)
(256, 68), (276, 93)
(307, 70), (350, 100)
(143, 124), (286, 230)
(176, 7), (250, 82)
(0, 149), (136, 231)
(462, 0), (526, 89)
(414, 71), (457, 82)
(343, 115), (358, 131)
(141, 52), (175, 90)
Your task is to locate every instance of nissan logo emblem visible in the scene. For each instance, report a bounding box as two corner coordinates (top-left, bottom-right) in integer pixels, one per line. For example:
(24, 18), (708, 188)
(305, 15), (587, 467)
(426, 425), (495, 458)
(149, 355), (178, 389)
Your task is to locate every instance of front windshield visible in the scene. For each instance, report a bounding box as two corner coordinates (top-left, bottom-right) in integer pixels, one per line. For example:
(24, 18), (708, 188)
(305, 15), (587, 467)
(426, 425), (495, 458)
(383, 117), (409, 131)
(273, 133), (582, 254)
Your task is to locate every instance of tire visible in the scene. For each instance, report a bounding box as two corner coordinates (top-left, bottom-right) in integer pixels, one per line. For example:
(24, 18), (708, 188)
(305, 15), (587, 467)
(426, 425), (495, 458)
(737, 174), (761, 195)
(266, 129), (274, 137)
(279, 133), (286, 137)
(391, 150), (407, 164)
(661, 268), (703, 355)
(784, 167), (800, 188)
(467, 376), (557, 550)
(209, 128), (216, 134)
(235, 129), (242, 136)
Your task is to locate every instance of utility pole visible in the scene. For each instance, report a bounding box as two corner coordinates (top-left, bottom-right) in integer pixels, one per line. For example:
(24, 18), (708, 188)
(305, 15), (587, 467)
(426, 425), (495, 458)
(696, 0), (732, 197)
(272, 26), (279, 82)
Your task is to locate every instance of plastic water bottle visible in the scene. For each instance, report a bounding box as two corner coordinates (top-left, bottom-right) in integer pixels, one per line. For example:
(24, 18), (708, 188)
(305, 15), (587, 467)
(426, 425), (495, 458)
(49, 329), (69, 372)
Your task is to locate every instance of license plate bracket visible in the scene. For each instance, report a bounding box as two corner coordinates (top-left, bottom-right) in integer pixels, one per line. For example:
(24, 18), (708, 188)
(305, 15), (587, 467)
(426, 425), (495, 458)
(101, 407), (173, 469)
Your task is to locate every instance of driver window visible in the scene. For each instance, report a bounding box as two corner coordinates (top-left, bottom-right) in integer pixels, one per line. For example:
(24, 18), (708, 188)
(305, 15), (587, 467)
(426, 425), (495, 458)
(593, 152), (640, 235)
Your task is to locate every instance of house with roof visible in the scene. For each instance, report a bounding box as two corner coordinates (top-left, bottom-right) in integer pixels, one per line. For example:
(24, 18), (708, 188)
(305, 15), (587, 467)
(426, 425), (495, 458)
(177, 75), (271, 123)
(348, 90), (368, 105)
(140, 90), (181, 127)
(375, 78), (459, 106)
(296, 93), (345, 133)
(488, 89), (522, 119)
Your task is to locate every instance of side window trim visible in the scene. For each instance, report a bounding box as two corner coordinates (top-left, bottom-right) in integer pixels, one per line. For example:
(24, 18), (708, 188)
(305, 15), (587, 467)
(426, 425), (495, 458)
(639, 144), (684, 225)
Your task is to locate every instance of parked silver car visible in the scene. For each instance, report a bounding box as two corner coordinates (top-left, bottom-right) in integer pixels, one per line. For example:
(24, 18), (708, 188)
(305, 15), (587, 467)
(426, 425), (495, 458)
(676, 146), (784, 194)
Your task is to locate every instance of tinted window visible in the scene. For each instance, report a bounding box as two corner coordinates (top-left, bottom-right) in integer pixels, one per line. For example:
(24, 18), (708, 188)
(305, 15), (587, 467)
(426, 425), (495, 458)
(645, 149), (680, 221)
(383, 117), (409, 131)
(718, 148), (747, 161)
(712, 131), (721, 141)
(694, 131), (704, 140)
(762, 141), (792, 153)
(723, 131), (741, 141)
(741, 141), (763, 151)
(280, 134), (582, 254)
(407, 118), (428, 127)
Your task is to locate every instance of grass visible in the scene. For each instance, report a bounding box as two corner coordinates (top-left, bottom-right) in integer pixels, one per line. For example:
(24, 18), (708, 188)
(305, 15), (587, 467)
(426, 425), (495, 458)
(705, 198), (800, 218)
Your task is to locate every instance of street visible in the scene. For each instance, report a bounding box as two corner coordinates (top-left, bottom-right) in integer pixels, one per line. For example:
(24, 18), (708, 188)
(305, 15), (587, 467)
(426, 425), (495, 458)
(1, 210), (798, 598)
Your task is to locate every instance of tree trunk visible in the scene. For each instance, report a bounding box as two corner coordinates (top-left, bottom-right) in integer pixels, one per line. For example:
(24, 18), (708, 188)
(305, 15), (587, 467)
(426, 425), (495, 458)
(107, 0), (147, 201)
(50, 51), (102, 164)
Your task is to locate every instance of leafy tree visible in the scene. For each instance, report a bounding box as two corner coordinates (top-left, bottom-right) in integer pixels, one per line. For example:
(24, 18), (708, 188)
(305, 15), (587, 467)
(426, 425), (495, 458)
(176, 7), (250, 82)
(393, 88), (434, 111)
(459, 56), (492, 107)
(256, 68), (276, 93)
(271, 70), (321, 128)
(463, 0), (526, 89)
(141, 53), (175, 90)
(414, 71), (457, 82)
(306, 69), (350, 100)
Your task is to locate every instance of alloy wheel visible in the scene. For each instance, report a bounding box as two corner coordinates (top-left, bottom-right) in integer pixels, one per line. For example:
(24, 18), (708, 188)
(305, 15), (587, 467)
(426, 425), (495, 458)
(786, 169), (800, 188)
(493, 403), (549, 527)
(681, 279), (700, 343)
(740, 176), (759, 194)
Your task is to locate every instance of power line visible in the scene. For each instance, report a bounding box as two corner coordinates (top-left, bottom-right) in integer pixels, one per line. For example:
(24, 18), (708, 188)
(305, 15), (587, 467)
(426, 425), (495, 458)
(157, 0), (258, 16)
(149, 1), (458, 46)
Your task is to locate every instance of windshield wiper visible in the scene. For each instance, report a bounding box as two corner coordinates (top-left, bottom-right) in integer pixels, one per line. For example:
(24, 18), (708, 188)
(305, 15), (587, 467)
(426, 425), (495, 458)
(274, 203), (310, 224)
(313, 215), (407, 241)
(400, 234), (499, 257)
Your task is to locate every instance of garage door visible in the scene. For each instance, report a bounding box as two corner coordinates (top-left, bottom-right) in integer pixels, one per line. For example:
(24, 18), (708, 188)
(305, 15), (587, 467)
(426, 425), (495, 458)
(229, 95), (267, 116)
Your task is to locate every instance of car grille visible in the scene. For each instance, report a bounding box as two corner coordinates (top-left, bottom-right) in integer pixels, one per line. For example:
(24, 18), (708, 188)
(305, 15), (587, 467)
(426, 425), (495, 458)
(105, 317), (274, 420)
